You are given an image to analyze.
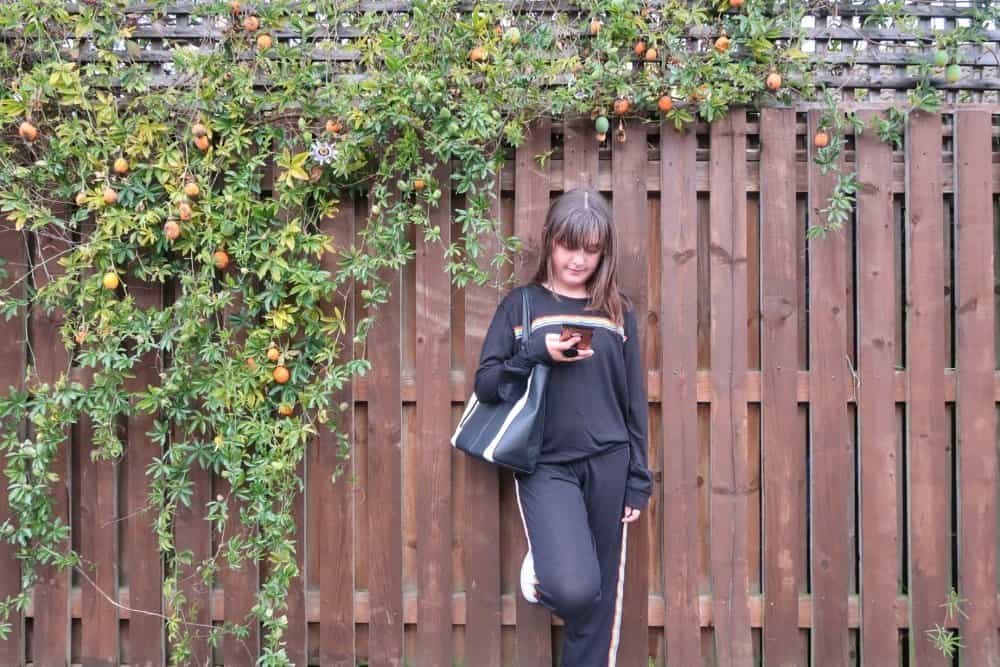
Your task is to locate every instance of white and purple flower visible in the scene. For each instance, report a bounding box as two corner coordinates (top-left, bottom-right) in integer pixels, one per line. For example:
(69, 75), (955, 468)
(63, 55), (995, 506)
(309, 140), (337, 165)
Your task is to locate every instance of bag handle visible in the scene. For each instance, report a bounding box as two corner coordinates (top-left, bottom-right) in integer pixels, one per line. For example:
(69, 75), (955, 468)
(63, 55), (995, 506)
(521, 285), (533, 343)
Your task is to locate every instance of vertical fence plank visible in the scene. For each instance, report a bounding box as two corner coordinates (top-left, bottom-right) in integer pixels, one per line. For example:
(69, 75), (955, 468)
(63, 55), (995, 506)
(367, 194), (404, 666)
(0, 228), (26, 664)
(659, 118), (702, 664)
(218, 481), (259, 666)
(708, 111), (753, 666)
(905, 110), (950, 667)
(79, 365), (119, 667)
(172, 421), (212, 665)
(613, 116), (650, 667)
(416, 155), (454, 665)
(954, 109), (999, 665)
(563, 117), (599, 191)
(124, 280), (164, 667)
(760, 107), (805, 666)
(462, 180), (504, 666)
(513, 117), (553, 666)
(285, 454), (307, 666)
(856, 108), (901, 667)
(30, 228), (72, 667)
(220, 286), (260, 667)
(318, 199), (357, 665)
(806, 108), (851, 666)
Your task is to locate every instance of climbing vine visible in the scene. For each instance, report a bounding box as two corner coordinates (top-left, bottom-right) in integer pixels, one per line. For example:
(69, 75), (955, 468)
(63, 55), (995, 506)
(0, 0), (995, 663)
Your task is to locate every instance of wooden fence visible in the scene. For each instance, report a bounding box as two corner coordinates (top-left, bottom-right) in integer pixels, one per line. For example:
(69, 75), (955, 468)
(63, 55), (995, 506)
(1, 106), (999, 666)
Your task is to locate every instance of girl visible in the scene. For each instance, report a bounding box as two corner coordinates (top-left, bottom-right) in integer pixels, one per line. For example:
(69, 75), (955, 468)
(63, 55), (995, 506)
(473, 187), (652, 666)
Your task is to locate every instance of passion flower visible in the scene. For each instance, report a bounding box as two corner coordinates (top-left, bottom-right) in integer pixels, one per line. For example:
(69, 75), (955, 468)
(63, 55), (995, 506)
(309, 140), (337, 165)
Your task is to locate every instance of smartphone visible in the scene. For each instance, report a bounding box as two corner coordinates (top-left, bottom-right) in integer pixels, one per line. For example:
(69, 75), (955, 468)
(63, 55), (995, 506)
(560, 324), (594, 357)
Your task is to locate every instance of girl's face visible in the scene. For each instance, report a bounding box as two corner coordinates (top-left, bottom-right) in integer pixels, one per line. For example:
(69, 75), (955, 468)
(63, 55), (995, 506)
(549, 238), (602, 290)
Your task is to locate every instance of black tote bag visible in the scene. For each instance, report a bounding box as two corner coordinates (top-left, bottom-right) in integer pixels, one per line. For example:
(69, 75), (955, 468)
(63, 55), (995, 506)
(450, 287), (548, 475)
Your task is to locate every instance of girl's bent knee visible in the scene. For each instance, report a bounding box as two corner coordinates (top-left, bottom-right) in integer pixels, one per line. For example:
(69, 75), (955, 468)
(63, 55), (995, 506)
(547, 578), (601, 618)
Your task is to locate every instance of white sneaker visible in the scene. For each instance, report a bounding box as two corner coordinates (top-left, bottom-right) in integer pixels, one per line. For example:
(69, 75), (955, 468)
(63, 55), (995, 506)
(520, 551), (539, 603)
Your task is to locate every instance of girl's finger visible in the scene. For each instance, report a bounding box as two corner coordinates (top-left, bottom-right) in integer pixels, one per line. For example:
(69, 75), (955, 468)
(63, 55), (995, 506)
(558, 334), (581, 348)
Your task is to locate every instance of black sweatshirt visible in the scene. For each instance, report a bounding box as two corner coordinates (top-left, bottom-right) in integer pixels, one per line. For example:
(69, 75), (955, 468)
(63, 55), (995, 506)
(473, 283), (653, 511)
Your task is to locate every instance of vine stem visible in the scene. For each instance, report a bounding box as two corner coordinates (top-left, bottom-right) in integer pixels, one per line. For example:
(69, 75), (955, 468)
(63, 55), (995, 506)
(73, 558), (216, 630)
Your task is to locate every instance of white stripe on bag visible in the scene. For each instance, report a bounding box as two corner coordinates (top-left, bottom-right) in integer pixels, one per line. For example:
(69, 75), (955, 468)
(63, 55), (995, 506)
(482, 366), (535, 462)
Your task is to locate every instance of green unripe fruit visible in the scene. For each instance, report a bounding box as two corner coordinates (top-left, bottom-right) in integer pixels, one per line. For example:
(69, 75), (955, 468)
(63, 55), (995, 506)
(945, 63), (961, 83)
(594, 115), (609, 134)
(505, 27), (521, 44)
(932, 50), (949, 67)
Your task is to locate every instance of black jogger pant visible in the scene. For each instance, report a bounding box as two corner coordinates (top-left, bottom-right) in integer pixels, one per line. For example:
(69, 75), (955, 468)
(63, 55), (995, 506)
(514, 442), (631, 667)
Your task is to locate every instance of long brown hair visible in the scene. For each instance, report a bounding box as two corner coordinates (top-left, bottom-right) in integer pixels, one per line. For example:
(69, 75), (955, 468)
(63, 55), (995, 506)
(529, 187), (631, 328)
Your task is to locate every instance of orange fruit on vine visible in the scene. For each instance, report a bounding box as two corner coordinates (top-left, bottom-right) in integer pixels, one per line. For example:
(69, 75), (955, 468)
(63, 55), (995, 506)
(163, 220), (181, 241)
(267, 346), (280, 362)
(102, 187), (118, 204)
(644, 47), (658, 62)
(184, 182), (200, 198)
(657, 95), (674, 112)
(634, 41), (647, 56)
(729, 0), (744, 7)
(469, 46), (486, 62)
(813, 131), (830, 148)
(413, 178), (426, 191)
(273, 365), (290, 384)
(242, 15), (260, 32)
(246, 356), (257, 369)
(256, 33), (272, 50)
(213, 250), (230, 270)
(113, 157), (129, 175)
(18, 121), (37, 142)
(102, 272), (119, 290)
(178, 202), (192, 221)
(613, 98), (630, 115)
(230, 0), (241, 13)
(194, 135), (211, 151)
(325, 119), (343, 134)
(714, 35), (730, 52)
(277, 403), (294, 417)
(766, 71), (782, 91)
(589, 19), (603, 35)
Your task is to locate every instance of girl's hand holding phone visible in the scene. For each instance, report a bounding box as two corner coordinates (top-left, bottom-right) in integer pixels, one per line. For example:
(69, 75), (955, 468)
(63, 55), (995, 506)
(544, 332), (594, 362)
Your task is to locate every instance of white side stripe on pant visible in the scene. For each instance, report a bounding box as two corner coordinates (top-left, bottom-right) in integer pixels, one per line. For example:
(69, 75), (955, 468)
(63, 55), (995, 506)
(606, 522), (628, 667)
(513, 478), (533, 553)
